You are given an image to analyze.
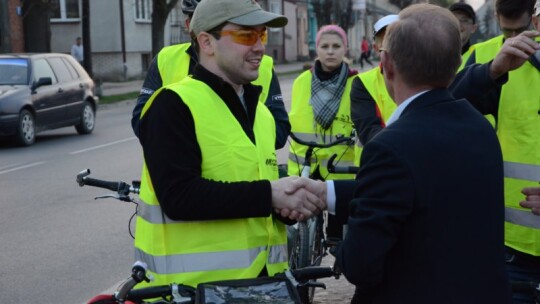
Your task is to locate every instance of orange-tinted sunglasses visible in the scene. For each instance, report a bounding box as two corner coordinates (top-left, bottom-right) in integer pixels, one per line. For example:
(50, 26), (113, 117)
(215, 29), (268, 46)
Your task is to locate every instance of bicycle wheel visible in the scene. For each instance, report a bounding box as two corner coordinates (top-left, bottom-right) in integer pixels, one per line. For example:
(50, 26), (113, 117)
(289, 221), (311, 270)
(297, 215), (326, 304)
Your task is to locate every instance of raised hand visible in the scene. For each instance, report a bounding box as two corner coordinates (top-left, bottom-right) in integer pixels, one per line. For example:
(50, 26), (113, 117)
(490, 30), (540, 79)
(520, 186), (540, 216)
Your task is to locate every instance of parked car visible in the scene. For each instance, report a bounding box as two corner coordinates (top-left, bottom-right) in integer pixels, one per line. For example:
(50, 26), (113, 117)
(0, 53), (98, 146)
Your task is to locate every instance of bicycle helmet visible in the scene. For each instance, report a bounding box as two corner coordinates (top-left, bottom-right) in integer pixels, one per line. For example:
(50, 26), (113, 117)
(181, 0), (200, 15)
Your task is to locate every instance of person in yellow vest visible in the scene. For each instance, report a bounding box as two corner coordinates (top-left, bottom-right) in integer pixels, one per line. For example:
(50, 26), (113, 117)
(350, 14), (398, 170)
(461, 0), (540, 302)
(449, 2), (478, 71)
(287, 24), (358, 240)
(131, 0), (291, 150)
(135, 0), (325, 289)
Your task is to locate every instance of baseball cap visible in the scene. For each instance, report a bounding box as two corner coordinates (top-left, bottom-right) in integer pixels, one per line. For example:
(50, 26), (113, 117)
(373, 15), (399, 38)
(190, 0), (288, 36)
(449, 2), (476, 24)
(535, 0), (540, 16)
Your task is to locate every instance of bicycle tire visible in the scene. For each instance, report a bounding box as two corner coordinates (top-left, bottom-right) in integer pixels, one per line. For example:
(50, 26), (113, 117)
(288, 221), (311, 270)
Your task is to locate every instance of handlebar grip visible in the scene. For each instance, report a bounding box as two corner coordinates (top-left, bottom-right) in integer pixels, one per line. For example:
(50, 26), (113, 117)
(291, 266), (337, 281)
(332, 166), (359, 174)
(81, 177), (122, 192)
(126, 285), (172, 301)
(510, 281), (540, 292)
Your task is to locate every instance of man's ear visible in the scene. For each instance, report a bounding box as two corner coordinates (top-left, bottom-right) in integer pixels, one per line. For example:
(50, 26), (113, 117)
(381, 51), (394, 80)
(197, 33), (215, 56)
(471, 23), (478, 34)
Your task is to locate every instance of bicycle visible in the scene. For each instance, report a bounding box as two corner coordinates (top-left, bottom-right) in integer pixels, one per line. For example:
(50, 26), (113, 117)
(286, 131), (355, 303)
(77, 169), (342, 304)
(87, 260), (340, 304)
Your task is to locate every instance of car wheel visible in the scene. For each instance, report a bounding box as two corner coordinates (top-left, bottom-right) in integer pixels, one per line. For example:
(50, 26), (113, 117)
(75, 101), (95, 134)
(16, 109), (36, 146)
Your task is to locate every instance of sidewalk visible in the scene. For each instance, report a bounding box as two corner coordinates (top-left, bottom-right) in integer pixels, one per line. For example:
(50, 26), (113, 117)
(100, 60), (375, 97)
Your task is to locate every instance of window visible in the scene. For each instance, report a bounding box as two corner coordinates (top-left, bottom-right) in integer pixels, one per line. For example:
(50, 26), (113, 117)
(48, 57), (73, 82)
(0, 59), (29, 85)
(33, 59), (58, 84)
(51, 0), (80, 21)
(135, 0), (152, 22)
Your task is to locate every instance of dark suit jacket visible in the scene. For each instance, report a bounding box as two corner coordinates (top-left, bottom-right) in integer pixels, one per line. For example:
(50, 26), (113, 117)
(335, 88), (511, 304)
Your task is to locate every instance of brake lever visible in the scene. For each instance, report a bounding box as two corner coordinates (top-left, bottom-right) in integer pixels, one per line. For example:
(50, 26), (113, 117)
(94, 194), (120, 200)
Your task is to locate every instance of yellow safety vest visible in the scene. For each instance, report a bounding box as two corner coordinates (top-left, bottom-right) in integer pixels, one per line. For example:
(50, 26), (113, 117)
(157, 42), (273, 103)
(475, 35), (540, 256)
(458, 44), (475, 72)
(135, 78), (288, 288)
(287, 70), (357, 180)
(353, 67), (397, 166)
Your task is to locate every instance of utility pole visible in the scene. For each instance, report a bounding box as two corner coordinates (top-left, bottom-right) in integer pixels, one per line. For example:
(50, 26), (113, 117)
(82, 0), (93, 77)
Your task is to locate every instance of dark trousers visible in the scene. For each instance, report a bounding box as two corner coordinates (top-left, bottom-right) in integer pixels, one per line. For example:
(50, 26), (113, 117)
(506, 246), (540, 304)
(359, 52), (373, 69)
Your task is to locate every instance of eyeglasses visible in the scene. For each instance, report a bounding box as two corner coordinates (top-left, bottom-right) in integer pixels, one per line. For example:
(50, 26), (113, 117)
(457, 18), (474, 25)
(213, 29), (267, 46)
(500, 18), (532, 37)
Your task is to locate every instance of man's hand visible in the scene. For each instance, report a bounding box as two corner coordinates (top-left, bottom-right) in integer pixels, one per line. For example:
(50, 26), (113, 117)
(271, 176), (325, 221)
(285, 177), (327, 204)
(490, 30), (540, 79)
(520, 186), (540, 216)
(273, 177), (328, 220)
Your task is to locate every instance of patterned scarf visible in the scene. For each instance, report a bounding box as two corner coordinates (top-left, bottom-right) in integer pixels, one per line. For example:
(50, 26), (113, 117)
(309, 62), (348, 130)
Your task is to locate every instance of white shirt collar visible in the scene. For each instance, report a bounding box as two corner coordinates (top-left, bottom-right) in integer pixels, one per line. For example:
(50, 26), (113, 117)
(385, 90), (430, 126)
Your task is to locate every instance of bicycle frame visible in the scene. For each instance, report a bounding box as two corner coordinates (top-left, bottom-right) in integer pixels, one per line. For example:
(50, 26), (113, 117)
(287, 132), (354, 303)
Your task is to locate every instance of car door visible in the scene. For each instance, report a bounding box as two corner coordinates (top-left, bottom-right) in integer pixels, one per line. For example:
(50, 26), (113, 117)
(31, 58), (63, 128)
(47, 56), (83, 124)
(60, 57), (88, 119)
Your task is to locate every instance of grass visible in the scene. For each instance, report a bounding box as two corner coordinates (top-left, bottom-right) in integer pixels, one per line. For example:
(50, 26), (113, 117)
(99, 91), (139, 104)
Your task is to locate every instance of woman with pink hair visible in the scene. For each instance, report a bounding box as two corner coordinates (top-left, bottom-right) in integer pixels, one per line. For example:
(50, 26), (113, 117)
(287, 24), (358, 260)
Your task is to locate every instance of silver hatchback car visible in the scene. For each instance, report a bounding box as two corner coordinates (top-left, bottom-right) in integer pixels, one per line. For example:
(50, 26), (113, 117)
(0, 53), (98, 146)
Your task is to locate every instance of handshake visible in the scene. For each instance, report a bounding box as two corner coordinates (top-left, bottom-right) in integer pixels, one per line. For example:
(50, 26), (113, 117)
(270, 176), (328, 221)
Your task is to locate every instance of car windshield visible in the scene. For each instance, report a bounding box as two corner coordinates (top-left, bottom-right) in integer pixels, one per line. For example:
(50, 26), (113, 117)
(0, 58), (29, 85)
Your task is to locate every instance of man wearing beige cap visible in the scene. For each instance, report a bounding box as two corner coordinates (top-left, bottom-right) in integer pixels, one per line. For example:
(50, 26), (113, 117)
(134, 0), (325, 289)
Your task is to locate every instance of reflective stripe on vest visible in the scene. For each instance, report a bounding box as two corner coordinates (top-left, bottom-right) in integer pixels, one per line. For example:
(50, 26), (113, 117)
(475, 35), (540, 256)
(504, 161), (540, 181)
(135, 243), (288, 274)
(506, 207), (540, 230)
(354, 67), (397, 166)
(135, 78), (287, 288)
(287, 69), (357, 180)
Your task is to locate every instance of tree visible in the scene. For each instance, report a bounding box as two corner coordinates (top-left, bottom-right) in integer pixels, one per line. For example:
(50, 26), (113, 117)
(311, 0), (355, 32)
(22, 0), (52, 52)
(152, 0), (180, 57)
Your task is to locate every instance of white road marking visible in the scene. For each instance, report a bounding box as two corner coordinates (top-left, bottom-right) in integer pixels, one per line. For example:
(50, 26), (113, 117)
(69, 137), (137, 155)
(0, 162), (46, 175)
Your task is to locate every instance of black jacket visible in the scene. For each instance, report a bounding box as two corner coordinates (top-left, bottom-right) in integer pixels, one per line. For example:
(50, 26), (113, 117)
(140, 64), (283, 222)
(336, 89), (511, 303)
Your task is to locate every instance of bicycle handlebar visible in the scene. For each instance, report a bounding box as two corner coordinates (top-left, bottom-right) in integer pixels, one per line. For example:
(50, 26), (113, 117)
(76, 169), (140, 196)
(289, 132), (354, 150)
(100, 263), (340, 304)
(327, 153), (359, 174)
(510, 280), (540, 292)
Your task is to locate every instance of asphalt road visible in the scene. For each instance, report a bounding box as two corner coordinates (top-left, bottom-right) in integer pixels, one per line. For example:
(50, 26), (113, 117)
(0, 74), (356, 303)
